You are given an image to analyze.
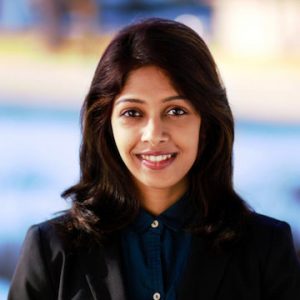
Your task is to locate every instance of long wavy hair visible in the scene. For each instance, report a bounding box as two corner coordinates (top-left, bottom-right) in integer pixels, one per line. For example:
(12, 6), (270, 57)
(62, 18), (251, 249)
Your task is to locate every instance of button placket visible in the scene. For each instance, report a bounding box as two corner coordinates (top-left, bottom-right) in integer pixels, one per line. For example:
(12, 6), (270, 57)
(147, 218), (163, 299)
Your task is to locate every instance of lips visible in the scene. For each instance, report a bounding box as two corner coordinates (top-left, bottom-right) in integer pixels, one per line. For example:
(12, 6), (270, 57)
(136, 152), (177, 170)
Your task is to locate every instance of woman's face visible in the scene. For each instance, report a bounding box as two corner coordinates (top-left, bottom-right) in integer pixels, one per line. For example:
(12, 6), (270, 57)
(111, 66), (201, 198)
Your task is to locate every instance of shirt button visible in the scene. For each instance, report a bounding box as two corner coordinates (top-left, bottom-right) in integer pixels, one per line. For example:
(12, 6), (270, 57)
(153, 292), (161, 300)
(151, 220), (159, 228)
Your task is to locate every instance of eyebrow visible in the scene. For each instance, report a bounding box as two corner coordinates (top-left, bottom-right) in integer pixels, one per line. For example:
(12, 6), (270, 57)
(114, 95), (187, 106)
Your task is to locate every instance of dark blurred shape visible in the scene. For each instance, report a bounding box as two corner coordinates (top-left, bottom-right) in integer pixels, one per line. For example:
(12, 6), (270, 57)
(0, 0), (213, 48)
(0, 242), (20, 280)
(294, 187), (300, 202)
(31, 0), (66, 46)
(30, 0), (99, 48)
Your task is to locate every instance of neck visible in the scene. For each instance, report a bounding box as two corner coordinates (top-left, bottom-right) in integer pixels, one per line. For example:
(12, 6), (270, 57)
(137, 183), (187, 216)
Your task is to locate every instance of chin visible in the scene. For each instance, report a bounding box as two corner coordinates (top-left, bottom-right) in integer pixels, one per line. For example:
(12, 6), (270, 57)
(137, 176), (186, 191)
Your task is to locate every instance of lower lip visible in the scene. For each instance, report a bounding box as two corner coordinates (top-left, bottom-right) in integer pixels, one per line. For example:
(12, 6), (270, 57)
(137, 155), (176, 170)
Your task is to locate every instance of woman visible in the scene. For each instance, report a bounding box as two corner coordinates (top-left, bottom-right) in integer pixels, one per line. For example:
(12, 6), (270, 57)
(9, 18), (300, 300)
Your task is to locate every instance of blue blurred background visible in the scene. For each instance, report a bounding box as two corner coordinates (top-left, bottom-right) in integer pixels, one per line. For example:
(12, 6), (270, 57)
(1, 0), (300, 298)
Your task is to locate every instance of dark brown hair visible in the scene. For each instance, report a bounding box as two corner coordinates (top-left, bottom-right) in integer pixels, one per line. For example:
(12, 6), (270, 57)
(62, 18), (250, 248)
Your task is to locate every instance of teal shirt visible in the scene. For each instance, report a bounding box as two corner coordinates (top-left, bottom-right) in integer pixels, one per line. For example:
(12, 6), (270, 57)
(121, 195), (193, 300)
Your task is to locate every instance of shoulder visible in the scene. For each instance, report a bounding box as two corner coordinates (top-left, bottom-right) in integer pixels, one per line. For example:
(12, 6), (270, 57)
(246, 212), (291, 234)
(245, 212), (293, 243)
(242, 214), (300, 297)
(25, 214), (73, 254)
(242, 212), (293, 248)
(226, 212), (299, 267)
(248, 212), (289, 227)
(8, 216), (70, 300)
(25, 214), (114, 257)
(9, 216), (111, 299)
(240, 212), (299, 267)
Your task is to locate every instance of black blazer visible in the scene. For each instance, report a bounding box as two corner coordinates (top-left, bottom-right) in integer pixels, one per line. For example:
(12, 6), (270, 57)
(8, 213), (300, 300)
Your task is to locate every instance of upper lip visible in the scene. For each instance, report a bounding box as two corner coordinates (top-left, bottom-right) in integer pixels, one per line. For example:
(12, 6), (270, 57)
(135, 151), (177, 156)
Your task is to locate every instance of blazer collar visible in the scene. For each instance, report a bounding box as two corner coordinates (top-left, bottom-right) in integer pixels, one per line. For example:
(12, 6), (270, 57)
(178, 235), (234, 300)
(78, 234), (233, 300)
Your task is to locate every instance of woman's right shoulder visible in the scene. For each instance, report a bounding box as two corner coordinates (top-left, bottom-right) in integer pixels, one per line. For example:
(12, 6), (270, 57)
(25, 213), (79, 254)
(8, 215), (76, 300)
(9, 215), (109, 299)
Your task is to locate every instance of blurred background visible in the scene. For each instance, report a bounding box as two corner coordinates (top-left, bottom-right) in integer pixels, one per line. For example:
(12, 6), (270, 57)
(0, 0), (300, 298)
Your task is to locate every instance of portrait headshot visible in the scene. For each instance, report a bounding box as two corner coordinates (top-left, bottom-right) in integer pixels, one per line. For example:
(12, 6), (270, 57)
(8, 17), (300, 300)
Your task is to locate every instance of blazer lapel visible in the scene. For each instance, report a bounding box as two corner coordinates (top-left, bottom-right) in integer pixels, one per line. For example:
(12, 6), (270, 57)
(102, 240), (127, 300)
(178, 235), (233, 300)
(79, 238), (127, 300)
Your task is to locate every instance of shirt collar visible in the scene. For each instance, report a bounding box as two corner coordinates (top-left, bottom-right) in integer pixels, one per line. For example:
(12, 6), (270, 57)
(131, 194), (192, 233)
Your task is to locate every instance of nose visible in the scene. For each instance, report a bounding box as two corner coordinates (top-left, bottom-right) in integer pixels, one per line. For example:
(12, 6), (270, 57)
(141, 117), (168, 146)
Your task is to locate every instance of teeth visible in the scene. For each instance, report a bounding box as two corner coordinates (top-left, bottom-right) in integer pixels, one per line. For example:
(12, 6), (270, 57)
(141, 154), (172, 162)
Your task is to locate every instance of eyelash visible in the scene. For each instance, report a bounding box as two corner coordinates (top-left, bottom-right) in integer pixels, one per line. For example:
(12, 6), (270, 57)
(167, 107), (187, 116)
(120, 107), (187, 118)
(121, 109), (142, 118)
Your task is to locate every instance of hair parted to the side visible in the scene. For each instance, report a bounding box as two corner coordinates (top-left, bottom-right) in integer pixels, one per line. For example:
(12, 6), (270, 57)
(62, 18), (251, 249)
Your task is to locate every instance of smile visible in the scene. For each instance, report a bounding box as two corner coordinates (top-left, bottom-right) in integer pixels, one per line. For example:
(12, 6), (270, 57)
(140, 154), (173, 162)
(136, 153), (177, 170)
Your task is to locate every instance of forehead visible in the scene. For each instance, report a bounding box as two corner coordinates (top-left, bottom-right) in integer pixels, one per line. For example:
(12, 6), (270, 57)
(120, 66), (177, 95)
(112, 65), (201, 114)
(113, 66), (199, 113)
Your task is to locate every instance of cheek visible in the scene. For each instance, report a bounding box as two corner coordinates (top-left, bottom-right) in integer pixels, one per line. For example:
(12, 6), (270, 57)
(111, 123), (136, 157)
(111, 120), (123, 154)
(112, 129), (126, 155)
(180, 123), (201, 152)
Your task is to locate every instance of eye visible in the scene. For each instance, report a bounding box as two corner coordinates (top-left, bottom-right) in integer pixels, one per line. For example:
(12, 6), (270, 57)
(167, 107), (187, 116)
(121, 109), (142, 118)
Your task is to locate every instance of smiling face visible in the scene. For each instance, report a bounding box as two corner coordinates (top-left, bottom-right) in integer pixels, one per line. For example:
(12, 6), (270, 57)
(111, 66), (201, 202)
